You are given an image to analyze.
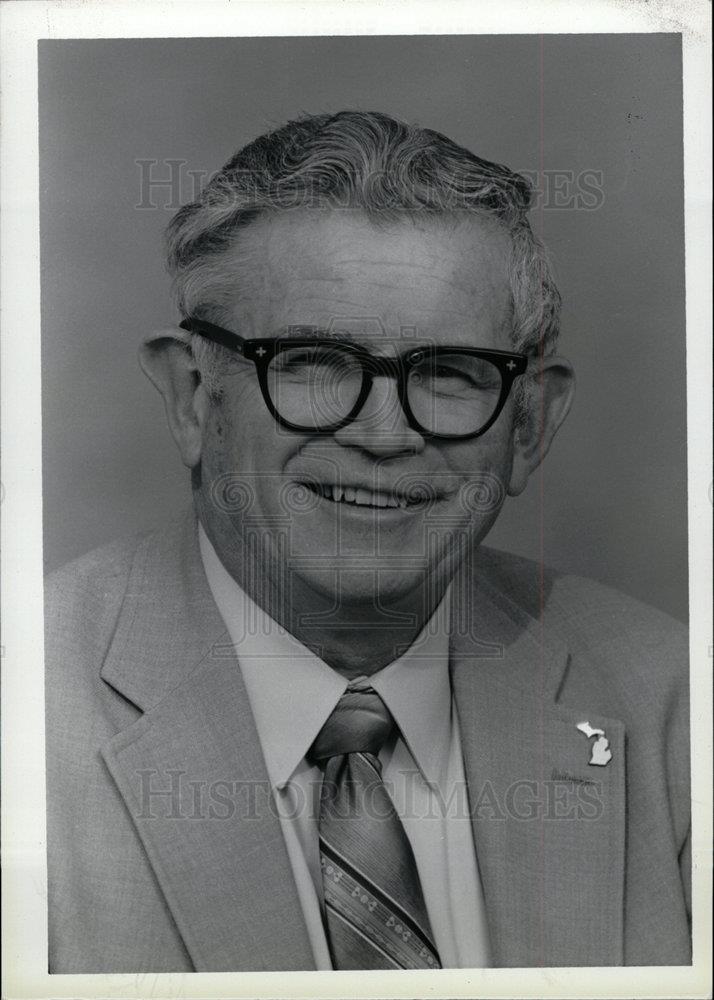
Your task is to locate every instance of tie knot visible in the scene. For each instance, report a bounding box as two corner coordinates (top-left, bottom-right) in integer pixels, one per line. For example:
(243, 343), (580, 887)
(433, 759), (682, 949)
(309, 682), (395, 763)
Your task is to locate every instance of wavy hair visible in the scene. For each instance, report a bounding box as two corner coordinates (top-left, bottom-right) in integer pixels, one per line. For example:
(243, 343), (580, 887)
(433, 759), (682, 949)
(165, 110), (561, 415)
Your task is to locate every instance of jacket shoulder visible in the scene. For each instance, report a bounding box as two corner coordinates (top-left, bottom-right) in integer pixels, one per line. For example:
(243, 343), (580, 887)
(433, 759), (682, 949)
(45, 533), (148, 667)
(46, 535), (140, 610)
(477, 545), (688, 700)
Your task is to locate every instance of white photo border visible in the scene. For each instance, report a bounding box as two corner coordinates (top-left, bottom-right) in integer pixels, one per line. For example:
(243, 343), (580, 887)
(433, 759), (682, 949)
(1, 2), (711, 998)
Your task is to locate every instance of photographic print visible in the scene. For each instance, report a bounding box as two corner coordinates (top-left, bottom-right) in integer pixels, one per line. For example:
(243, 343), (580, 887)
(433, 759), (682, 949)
(2, 5), (711, 999)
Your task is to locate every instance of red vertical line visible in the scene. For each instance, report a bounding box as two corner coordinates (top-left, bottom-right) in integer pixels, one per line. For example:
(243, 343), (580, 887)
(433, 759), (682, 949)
(538, 31), (547, 968)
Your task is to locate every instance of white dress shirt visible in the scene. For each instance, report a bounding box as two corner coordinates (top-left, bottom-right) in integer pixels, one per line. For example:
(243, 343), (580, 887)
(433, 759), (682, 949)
(199, 525), (491, 968)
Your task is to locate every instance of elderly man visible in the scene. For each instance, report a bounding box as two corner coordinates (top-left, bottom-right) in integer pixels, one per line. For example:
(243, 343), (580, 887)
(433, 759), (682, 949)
(45, 111), (690, 972)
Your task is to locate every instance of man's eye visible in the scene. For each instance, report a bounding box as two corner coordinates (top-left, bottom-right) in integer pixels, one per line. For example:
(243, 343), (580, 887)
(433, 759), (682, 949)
(410, 360), (501, 398)
(420, 365), (494, 386)
(433, 365), (472, 382)
(274, 347), (358, 374)
(273, 350), (331, 373)
(274, 352), (312, 369)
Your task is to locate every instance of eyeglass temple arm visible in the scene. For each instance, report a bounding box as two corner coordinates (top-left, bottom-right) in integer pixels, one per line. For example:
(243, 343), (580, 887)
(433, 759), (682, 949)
(179, 317), (246, 353)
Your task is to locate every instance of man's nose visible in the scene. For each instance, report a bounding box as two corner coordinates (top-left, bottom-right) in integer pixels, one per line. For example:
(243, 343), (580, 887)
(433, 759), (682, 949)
(332, 376), (426, 456)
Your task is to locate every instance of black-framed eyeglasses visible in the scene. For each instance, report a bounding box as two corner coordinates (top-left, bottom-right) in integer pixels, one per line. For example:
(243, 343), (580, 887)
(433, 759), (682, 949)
(180, 317), (528, 441)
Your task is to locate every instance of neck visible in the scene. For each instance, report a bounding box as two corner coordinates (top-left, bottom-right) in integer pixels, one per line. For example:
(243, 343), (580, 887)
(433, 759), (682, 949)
(284, 580), (447, 679)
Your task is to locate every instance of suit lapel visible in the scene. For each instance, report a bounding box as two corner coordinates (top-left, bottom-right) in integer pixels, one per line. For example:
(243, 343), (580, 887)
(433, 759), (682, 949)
(100, 513), (315, 971)
(450, 566), (626, 967)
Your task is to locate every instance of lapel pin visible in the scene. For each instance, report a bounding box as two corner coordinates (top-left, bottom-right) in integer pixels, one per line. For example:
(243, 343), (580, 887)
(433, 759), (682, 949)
(576, 720), (613, 766)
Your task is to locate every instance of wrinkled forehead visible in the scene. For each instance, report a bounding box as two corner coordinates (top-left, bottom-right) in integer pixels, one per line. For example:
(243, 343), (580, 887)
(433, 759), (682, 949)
(221, 209), (514, 346)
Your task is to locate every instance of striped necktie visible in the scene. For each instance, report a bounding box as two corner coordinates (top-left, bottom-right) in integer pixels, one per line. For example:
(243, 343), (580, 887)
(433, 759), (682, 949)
(308, 678), (441, 970)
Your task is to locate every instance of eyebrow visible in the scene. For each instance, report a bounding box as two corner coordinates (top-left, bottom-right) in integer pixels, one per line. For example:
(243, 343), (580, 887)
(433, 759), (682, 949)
(271, 325), (487, 353)
(274, 325), (361, 343)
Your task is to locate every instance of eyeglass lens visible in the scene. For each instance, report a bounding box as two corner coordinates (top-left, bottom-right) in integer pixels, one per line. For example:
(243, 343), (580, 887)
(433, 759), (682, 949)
(407, 352), (502, 436)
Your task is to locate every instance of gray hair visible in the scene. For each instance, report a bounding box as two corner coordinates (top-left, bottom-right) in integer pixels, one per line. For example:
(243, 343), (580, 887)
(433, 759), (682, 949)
(165, 110), (561, 416)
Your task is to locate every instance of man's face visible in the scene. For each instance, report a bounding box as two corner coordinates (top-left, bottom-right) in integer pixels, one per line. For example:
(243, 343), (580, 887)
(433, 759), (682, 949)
(198, 210), (519, 607)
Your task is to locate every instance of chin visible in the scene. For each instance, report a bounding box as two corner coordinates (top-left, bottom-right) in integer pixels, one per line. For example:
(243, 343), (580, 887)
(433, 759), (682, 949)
(296, 565), (427, 610)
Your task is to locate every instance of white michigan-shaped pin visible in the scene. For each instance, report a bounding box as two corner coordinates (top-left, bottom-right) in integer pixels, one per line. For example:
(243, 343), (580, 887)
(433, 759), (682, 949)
(576, 720), (613, 766)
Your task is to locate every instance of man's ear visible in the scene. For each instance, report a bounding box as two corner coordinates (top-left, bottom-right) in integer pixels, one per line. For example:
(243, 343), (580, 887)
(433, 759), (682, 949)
(139, 327), (211, 469)
(507, 356), (575, 496)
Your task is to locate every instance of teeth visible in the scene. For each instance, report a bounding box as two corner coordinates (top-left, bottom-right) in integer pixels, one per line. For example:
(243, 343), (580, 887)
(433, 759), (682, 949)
(313, 482), (414, 509)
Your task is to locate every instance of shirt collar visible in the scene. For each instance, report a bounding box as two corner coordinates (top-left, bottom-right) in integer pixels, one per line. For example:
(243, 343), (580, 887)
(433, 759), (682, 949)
(199, 524), (451, 791)
(368, 596), (452, 789)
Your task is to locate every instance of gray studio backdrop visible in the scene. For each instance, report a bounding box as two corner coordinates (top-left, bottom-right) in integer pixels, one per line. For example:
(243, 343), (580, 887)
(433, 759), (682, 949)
(39, 34), (688, 622)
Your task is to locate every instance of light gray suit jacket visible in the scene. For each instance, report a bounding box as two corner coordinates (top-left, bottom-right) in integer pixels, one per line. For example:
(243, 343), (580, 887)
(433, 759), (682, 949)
(45, 512), (691, 972)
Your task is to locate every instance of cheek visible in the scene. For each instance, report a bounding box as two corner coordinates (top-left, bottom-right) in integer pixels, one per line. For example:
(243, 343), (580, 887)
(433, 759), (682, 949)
(202, 408), (234, 470)
(202, 393), (307, 508)
(446, 434), (515, 524)
(208, 382), (267, 465)
(449, 428), (514, 484)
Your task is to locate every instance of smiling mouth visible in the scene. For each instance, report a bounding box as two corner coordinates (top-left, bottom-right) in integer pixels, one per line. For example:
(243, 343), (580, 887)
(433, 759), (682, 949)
(301, 481), (430, 509)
